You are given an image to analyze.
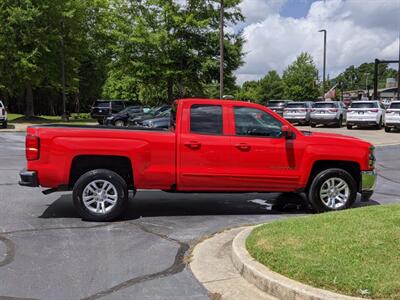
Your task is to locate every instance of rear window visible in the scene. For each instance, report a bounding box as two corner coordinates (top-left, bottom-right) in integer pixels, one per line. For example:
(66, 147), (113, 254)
(94, 101), (110, 108)
(267, 101), (287, 107)
(286, 102), (306, 108)
(351, 102), (377, 109)
(190, 104), (223, 135)
(389, 103), (400, 109)
(313, 102), (336, 108)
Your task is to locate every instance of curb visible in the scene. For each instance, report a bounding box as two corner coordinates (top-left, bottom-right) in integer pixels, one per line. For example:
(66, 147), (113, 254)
(231, 226), (364, 300)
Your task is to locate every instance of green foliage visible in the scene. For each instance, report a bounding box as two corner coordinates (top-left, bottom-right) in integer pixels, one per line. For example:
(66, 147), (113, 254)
(332, 62), (397, 91)
(102, 0), (244, 104)
(282, 52), (319, 100)
(257, 70), (284, 102)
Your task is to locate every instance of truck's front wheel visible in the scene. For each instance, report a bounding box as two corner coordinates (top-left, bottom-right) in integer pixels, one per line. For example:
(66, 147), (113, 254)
(308, 168), (357, 212)
(73, 169), (128, 221)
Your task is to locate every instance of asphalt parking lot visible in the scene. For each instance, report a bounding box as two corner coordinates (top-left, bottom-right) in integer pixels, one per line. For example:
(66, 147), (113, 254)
(0, 131), (400, 300)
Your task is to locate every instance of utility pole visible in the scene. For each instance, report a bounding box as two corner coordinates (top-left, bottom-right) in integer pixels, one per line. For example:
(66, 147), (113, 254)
(219, 0), (224, 100)
(319, 29), (327, 95)
(398, 30), (400, 100)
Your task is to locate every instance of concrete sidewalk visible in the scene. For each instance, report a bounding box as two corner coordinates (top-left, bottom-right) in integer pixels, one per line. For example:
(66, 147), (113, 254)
(190, 227), (277, 300)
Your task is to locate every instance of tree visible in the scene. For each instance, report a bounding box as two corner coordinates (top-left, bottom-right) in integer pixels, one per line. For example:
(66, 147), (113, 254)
(332, 62), (397, 91)
(236, 80), (259, 101)
(103, 0), (244, 104)
(257, 70), (284, 102)
(0, 0), (50, 117)
(282, 52), (319, 101)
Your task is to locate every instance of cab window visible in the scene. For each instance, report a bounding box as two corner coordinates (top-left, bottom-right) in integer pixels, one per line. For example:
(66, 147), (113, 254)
(234, 106), (282, 137)
(190, 104), (223, 135)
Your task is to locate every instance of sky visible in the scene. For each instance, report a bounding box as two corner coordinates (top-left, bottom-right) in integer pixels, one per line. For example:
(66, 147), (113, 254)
(235, 0), (400, 84)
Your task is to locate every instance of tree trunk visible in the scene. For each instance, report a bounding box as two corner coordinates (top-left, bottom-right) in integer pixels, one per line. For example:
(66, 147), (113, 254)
(167, 79), (173, 103)
(25, 81), (34, 118)
(60, 18), (68, 121)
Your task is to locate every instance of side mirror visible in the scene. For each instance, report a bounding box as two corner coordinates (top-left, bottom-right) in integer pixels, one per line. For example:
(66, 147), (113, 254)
(281, 125), (294, 139)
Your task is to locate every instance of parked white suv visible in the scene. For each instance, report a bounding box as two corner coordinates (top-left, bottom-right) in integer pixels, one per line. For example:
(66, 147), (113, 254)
(346, 100), (385, 129)
(310, 101), (347, 128)
(0, 100), (7, 128)
(385, 101), (400, 132)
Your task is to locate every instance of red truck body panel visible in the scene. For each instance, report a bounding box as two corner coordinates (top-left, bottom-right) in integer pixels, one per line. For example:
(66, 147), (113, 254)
(25, 99), (373, 193)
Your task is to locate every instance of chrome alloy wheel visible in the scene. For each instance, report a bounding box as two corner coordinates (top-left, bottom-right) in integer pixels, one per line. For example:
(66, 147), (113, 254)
(82, 180), (118, 214)
(319, 177), (350, 209)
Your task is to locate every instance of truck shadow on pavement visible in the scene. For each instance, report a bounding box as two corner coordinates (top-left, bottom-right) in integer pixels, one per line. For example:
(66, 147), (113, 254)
(39, 192), (380, 220)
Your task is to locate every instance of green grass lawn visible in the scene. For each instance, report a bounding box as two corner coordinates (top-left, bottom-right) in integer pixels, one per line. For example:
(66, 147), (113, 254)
(246, 205), (400, 299)
(8, 113), (95, 124)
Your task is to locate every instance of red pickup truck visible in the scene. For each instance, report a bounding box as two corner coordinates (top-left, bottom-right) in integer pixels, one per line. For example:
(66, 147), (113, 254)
(19, 99), (377, 221)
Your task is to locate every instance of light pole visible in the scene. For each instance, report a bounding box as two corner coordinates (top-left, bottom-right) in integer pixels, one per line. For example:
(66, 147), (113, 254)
(397, 30), (400, 100)
(365, 72), (370, 98)
(319, 29), (327, 95)
(219, 0), (224, 100)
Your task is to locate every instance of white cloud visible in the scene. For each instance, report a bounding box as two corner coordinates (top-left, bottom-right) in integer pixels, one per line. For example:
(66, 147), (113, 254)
(239, 0), (286, 24)
(236, 0), (400, 84)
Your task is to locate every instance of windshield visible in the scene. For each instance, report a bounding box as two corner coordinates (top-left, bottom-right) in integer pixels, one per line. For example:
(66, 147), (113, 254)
(313, 102), (336, 108)
(351, 102), (377, 109)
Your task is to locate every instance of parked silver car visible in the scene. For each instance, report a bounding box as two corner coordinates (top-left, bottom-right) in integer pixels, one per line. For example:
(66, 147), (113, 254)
(283, 101), (313, 125)
(346, 100), (385, 129)
(310, 101), (346, 128)
(385, 101), (400, 132)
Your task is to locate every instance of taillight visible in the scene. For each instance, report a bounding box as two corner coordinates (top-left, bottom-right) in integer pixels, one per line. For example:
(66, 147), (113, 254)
(1, 108), (4, 115)
(26, 135), (40, 161)
(311, 109), (316, 112)
(369, 109), (378, 113)
(386, 109), (394, 114)
(329, 109), (338, 112)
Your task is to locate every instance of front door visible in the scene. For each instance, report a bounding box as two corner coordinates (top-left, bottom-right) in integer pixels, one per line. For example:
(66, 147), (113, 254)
(229, 105), (299, 191)
(177, 103), (233, 190)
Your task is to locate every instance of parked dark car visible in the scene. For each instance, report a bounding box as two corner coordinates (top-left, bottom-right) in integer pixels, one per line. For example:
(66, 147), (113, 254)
(104, 106), (144, 127)
(90, 100), (127, 124)
(266, 100), (292, 116)
(140, 110), (171, 129)
(129, 105), (170, 126)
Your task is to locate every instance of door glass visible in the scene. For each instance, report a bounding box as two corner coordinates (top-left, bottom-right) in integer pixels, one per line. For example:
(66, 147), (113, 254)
(234, 107), (282, 137)
(190, 104), (223, 135)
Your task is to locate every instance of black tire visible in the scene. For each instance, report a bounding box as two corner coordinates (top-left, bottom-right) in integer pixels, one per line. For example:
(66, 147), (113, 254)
(310, 123), (316, 128)
(336, 116), (343, 128)
(375, 117), (383, 129)
(385, 126), (391, 133)
(73, 169), (128, 221)
(346, 124), (352, 129)
(97, 119), (104, 125)
(307, 168), (357, 213)
(1, 121), (7, 129)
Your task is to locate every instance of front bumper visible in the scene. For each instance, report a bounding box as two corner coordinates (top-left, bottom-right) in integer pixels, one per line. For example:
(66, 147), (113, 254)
(19, 169), (39, 187)
(360, 170), (377, 197)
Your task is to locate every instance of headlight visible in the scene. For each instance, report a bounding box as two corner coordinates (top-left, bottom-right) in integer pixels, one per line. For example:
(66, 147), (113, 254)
(368, 146), (375, 169)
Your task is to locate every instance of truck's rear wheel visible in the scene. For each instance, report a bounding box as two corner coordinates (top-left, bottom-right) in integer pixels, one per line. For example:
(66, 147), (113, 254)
(73, 169), (128, 221)
(308, 168), (357, 212)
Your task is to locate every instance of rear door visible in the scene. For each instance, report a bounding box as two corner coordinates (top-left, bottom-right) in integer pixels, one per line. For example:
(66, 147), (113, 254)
(229, 105), (300, 191)
(177, 102), (233, 190)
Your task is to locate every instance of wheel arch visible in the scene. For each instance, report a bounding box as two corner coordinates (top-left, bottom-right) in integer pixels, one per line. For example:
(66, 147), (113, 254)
(69, 155), (134, 189)
(306, 160), (361, 192)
